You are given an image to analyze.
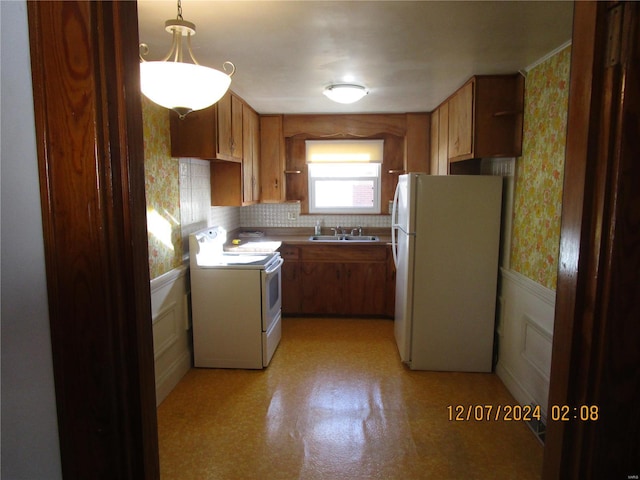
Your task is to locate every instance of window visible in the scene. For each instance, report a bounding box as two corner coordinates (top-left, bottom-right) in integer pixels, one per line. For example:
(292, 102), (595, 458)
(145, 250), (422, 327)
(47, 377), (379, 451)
(306, 140), (383, 214)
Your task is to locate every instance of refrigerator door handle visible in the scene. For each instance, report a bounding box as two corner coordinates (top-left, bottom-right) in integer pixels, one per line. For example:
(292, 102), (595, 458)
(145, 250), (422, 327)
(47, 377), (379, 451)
(392, 227), (398, 268)
(392, 181), (400, 229)
(391, 182), (401, 267)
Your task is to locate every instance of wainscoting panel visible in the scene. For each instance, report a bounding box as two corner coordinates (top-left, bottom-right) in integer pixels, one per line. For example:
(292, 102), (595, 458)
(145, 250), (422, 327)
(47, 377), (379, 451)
(150, 265), (191, 405)
(496, 268), (556, 419)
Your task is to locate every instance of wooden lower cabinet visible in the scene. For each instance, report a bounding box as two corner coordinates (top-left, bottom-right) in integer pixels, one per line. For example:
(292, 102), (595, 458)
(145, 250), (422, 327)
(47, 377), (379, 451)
(342, 262), (387, 315)
(300, 262), (345, 314)
(280, 243), (392, 317)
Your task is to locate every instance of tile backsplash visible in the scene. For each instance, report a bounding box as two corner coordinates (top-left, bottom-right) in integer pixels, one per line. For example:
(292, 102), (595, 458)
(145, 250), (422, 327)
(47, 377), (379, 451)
(209, 206), (241, 232)
(239, 202), (391, 231)
(179, 158), (211, 258)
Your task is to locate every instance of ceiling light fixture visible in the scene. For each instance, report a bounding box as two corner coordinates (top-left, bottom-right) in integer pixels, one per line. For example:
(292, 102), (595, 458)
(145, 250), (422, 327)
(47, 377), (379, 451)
(139, 0), (235, 119)
(323, 84), (369, 104)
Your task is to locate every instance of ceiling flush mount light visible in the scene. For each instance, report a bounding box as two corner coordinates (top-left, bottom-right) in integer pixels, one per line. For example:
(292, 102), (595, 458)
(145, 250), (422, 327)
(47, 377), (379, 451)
(139, 0), (235, 119)
(323, 84), (369, 104)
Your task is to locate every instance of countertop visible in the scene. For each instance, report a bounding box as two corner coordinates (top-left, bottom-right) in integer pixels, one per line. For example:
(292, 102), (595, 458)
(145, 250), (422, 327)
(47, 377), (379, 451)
(223, 227), (392, 253)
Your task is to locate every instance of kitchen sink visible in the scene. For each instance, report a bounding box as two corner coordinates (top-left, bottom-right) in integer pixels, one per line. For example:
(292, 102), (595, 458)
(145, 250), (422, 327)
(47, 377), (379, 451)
(343, 235), (380, 241)
(308, 235), (341, 241)
(308, 235), (379, 242)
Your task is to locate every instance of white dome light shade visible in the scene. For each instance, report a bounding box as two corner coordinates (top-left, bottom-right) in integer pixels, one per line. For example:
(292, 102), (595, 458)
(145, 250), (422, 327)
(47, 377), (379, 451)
(323, 84), (369, 104)
(140, 61), (232, 117)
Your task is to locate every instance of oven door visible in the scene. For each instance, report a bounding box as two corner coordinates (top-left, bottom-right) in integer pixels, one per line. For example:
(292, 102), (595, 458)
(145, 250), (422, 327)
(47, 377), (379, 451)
(261, 255), (283, 333)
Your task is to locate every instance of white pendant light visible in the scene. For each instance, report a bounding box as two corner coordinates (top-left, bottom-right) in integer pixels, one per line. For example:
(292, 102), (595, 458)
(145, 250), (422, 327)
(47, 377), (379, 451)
(139, 0), (235, 118)
(323, 84), (369, 104)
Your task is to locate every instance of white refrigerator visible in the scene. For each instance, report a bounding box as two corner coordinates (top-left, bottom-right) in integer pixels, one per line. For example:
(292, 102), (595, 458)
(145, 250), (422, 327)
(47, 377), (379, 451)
(391, 173), (503, 372)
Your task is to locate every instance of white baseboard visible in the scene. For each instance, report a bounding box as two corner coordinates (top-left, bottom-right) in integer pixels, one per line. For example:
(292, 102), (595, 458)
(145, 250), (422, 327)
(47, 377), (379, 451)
(155, 350), (191, 406)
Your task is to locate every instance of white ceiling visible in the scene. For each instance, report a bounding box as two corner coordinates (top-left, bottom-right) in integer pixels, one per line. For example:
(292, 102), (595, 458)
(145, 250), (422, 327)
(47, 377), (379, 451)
(137, 1), (574, 115)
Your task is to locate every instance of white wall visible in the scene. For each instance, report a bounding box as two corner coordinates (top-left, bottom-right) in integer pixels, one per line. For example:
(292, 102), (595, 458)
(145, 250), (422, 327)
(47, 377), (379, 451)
(0, 1), (63, 477)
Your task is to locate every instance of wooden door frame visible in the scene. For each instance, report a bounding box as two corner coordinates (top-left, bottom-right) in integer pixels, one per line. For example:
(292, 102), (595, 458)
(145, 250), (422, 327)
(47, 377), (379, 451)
(26, 0), (638, 478)
(27, 1), (159, 478)
(543, 1), (640, 478)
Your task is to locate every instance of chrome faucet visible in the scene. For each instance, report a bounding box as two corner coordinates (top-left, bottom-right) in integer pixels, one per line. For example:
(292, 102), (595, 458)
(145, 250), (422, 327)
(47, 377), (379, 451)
(331, 226), (343, 236)
(350, 226), (363, 236)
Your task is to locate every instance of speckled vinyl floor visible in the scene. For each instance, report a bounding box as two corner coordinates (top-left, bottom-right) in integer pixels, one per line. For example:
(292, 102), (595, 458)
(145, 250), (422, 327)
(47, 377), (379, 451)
(157, 317), (543, 479)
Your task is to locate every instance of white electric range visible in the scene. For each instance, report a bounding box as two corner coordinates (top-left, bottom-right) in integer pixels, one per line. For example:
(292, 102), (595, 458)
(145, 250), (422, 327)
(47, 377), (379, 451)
(189, 227), (283, 369)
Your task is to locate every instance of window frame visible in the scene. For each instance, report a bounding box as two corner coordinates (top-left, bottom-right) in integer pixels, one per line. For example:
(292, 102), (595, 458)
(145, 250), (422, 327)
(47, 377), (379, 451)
(306, 139), (384, 215)
(308, 162), (382, 214)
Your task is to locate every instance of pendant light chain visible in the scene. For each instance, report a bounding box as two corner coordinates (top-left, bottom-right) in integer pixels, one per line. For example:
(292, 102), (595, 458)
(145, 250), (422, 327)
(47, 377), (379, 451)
(177, 0), (183, 21)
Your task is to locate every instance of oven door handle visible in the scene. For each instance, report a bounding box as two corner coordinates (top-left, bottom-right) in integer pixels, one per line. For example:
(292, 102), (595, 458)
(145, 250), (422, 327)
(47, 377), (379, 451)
(264, 256), (284, 275)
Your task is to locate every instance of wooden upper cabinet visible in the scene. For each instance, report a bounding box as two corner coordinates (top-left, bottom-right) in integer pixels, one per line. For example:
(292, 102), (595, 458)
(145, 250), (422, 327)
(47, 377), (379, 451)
(169, 91), (243, 162)
(210, 103), (259, 207)
(446, 74), (524, 163)
(260, 115), (286, 203)
(170, 90), (251, 206)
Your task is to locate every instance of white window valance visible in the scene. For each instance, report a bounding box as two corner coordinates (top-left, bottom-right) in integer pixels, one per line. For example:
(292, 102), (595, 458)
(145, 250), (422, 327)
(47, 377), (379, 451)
(305, 139), (384, 163)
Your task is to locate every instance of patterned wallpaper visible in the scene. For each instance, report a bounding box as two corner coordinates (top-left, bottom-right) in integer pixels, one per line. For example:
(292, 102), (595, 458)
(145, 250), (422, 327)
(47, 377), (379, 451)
(142, 98), (183, 280)
(510, 45), (571, 290)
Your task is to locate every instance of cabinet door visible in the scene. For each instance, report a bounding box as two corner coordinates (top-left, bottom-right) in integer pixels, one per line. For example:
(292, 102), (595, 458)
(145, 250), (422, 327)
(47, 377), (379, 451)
(242, 105), (259, 204)
(448, 80), (474, 160)
(300, 262), (343, 314)
(430, 107), (440, 175)
(217, 92), (233, 158)
(231, 94), (243, 160)
(250, 109), (260, 201)
(260, 115), (285, 203)
(280, 245), (301, 314)
(217, 92), (243, 161)
(281, 261), (301, 314)
(344, 262), (387, 315)
(438, 102), (449, 175)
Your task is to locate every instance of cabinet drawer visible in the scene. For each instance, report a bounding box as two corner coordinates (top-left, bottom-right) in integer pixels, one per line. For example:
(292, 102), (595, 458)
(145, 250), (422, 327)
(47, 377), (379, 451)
(300, 244), (387, 262)
(279, 245), (300, 260)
